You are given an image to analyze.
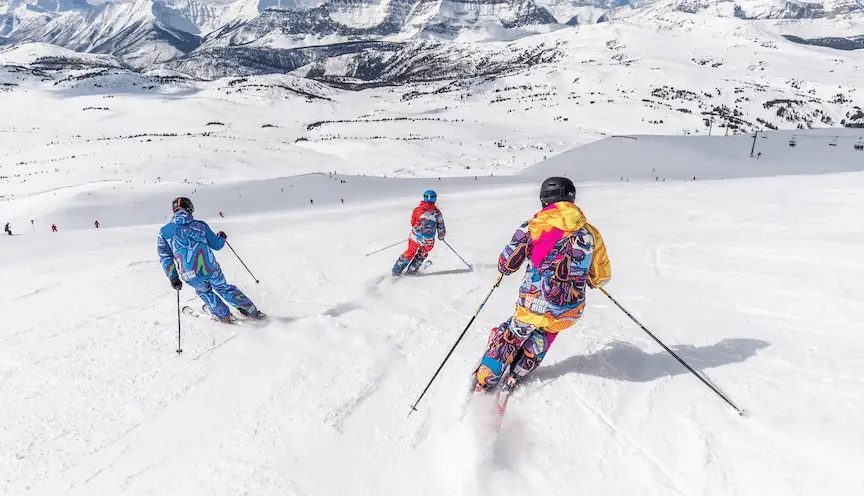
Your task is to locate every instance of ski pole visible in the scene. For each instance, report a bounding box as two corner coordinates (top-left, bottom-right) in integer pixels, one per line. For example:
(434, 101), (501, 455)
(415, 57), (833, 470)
(441, 239), (473, 271)
(598, 287), (747, 417)
(408, 273), (504, 416)
(364, 239), (407, 257)
(225, 241), (260, 283)
(176, 290), (183, 354)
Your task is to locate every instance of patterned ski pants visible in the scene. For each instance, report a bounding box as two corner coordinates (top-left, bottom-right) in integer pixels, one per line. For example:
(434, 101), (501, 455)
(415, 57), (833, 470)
(392, 240), (432, 275)
(187, 268), (256, 319)
(475, 317), (558, 388)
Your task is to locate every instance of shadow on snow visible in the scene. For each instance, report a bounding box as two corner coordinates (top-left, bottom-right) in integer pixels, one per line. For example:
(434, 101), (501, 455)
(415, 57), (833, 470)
(414, 268), (475, 277)
(534, 338), (770, 383)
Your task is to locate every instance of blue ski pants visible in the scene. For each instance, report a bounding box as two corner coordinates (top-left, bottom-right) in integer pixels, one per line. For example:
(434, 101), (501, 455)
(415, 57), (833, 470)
(187, 268), (256, 319)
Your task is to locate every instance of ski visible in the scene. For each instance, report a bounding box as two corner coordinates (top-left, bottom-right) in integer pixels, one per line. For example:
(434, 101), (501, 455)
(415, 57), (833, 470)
(391, 259), (435, 278)
(181, 305), (238, 324)
(468, 374), (517, 432)
(181, 305), (204, 318)
(493, 386), (513, 431)
(182, 304), (267, 323)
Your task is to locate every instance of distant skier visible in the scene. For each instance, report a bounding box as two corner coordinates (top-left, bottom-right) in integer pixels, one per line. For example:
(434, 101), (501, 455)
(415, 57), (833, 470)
(473, 177), (611, 394)
(4, 223), (11, 236)
(219, 212), (224, 218)
(51, 224), (57, 232)
(392, 190), (446, 276)
(94, 220), (100, 229)
(157, 197), (265, 323)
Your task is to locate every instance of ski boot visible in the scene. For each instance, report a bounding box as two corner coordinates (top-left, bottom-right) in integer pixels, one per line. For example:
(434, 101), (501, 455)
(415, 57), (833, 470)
(238, 307), (267, 320)
(473, 362), (499, 393)
(494, 375), (518, 415)
(498, 375), (518, 395)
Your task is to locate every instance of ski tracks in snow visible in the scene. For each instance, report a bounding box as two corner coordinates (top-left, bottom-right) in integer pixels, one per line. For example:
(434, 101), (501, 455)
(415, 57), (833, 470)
(327, 368), (389, 433)
(31, 323), (305, 495)
(560, 376), (690, 496)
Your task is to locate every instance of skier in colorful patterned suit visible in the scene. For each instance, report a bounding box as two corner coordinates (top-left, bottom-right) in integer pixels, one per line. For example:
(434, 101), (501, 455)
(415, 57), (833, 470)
(474, 177), (611, 392)
(157, 197), (265, 323)
(392, 190), (446, 276)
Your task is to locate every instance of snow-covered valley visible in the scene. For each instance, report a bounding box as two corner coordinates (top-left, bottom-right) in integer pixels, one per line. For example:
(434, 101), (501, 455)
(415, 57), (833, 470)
(2, 12), (864, 206)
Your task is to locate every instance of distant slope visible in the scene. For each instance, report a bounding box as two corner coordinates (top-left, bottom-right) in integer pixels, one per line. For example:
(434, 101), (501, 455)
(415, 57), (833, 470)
(526, 130), (864, 180)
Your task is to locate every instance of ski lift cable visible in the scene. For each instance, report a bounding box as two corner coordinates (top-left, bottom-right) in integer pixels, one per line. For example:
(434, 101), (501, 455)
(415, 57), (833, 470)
(769, 134), (859, 141)
(753, 129), (862, 140)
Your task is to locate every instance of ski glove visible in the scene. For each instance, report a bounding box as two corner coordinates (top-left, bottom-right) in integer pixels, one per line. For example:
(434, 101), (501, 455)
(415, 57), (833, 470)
(217, 231), (227, 240)
(171, 278), (183, 291)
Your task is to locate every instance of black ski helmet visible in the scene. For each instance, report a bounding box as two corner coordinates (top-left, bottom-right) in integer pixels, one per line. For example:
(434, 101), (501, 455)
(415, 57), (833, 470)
(172, 197), (194, 214)
(539, 177), (576, 207)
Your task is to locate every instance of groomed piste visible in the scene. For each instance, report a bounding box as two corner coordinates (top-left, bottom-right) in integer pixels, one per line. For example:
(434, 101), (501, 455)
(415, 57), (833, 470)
(2, 131), (864, 495)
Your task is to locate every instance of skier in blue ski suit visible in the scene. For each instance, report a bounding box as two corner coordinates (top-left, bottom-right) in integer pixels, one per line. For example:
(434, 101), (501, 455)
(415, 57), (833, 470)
(157, 197), (262, 322)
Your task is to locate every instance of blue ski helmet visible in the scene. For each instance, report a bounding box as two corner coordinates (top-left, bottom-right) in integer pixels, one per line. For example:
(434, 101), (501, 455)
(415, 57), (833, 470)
(423, 190), (437, 203)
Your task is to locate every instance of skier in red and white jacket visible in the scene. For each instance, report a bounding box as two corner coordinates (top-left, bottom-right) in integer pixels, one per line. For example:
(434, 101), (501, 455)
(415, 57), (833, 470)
(392, 190), (446, 276)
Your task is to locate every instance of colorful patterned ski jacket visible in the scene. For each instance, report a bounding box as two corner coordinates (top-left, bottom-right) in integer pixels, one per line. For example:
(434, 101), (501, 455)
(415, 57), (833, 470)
(499, 201), (611, 333)
(157, 210), (224, 283)
(409, 201), (446, 247)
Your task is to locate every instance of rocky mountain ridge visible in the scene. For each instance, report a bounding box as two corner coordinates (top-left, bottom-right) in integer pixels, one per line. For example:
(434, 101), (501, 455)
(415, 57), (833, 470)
(2, 0), (862, 68)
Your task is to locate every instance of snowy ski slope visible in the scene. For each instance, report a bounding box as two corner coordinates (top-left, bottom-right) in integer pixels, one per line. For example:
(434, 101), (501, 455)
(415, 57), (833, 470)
(2, 127), (864, 495)
(3, 3), (864, 493)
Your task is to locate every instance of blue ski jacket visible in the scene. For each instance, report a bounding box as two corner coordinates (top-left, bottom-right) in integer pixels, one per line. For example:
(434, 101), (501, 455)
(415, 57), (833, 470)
(157, 209), (224, 282)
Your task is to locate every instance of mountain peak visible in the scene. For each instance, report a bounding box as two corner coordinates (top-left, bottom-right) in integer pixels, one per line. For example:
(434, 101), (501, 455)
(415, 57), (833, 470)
(2, 0), (863, 67)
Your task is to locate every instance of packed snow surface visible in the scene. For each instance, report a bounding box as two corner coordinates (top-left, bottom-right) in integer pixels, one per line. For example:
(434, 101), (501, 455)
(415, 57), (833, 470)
(2, 132), (864, 494)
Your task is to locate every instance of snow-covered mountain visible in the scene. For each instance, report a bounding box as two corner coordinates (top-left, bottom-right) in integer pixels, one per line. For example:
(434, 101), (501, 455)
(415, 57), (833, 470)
(3, 15), (862, 140)
(550, 0), (864, 22)
(195, 0), (560, 50)
(1, 0), (561, 65)
(1, 0), (206, 66)
(3, 0), (860, 67)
